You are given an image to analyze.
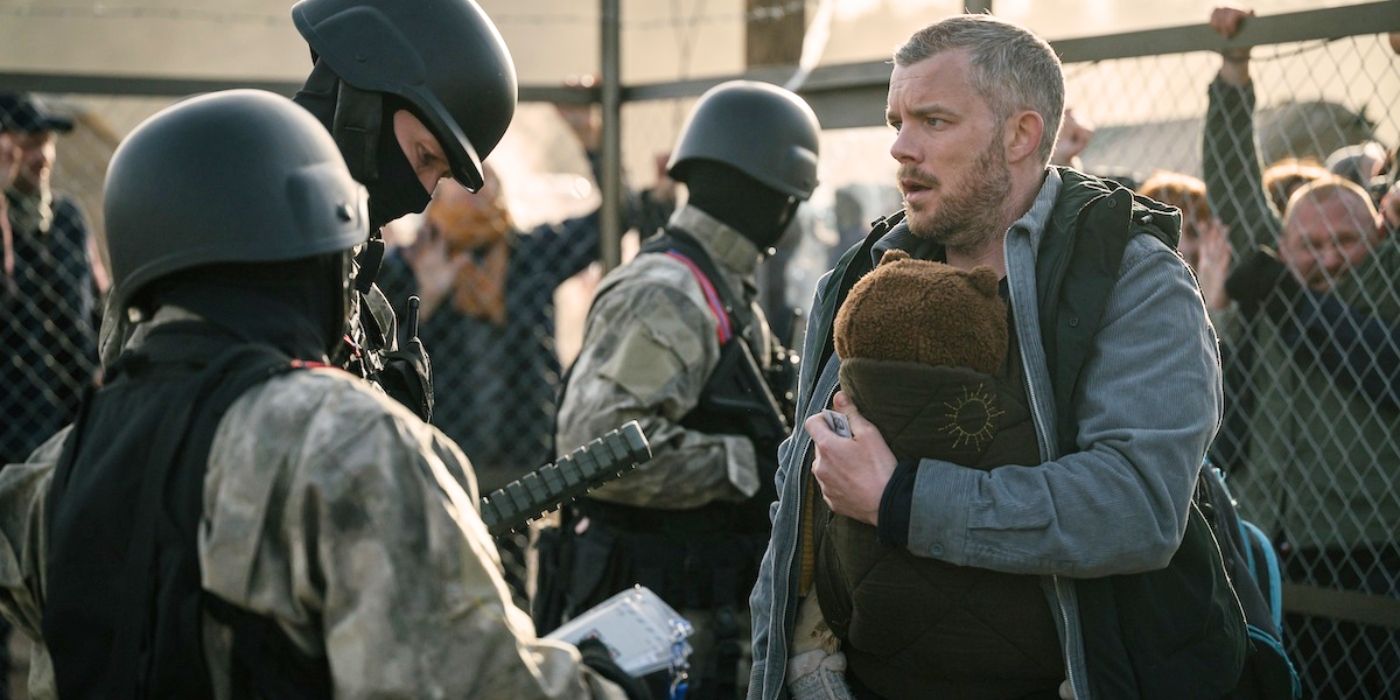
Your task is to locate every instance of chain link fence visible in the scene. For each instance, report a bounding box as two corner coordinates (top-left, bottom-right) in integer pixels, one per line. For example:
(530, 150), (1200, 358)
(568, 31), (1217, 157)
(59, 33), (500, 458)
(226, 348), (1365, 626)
(2, 109), (111, 468)
(1061, 34), (1399, 699)
(3, 4), (1398, 699)
(0, 94), (641, 689)
(373, 100), (674, 610)
(1, 93), (120, 700)
(617, 18), (1400, 700)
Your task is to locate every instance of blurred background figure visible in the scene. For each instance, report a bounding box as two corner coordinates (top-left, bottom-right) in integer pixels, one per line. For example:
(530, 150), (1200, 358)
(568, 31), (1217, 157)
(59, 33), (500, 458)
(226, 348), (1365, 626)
(0, 94), (97, 468)
(1325, 140), (1389, 192)
(1137, 171), (1232, 314)
(1262, 157), (1331, 215)
(378, 98), (675, 498)
(831, 184), (903, 267)
(1050, 107), (1095, 171)
(0, 91), (99, 700)
(753, 203), (839, 350)
(1205, 7), (1399, 697)
(377, 97), (674, 609)
(1, 125), (15, 294)
(1051, 105), (1142, 190)
(0, 99), (14, 700)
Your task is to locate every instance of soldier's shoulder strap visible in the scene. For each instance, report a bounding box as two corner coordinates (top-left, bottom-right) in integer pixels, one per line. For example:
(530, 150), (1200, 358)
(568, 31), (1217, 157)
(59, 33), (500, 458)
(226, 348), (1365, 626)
(637, 227), (753, 345)
(640, 228), (789, 445)
(551, 229), (754, 459)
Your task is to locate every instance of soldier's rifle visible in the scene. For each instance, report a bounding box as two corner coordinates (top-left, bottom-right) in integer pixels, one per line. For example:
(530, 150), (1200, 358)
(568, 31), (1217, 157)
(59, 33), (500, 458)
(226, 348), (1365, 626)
(480, 420), (653, 537)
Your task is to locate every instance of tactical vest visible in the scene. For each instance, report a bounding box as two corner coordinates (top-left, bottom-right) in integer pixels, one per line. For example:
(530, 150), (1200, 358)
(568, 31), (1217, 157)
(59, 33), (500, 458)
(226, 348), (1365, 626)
(42, 322), (332, 699)
(538, 228), (789, 699)
(625, 227), (785, 520)
(812, 317), (1063, 698)
(565, 228), (787, 594)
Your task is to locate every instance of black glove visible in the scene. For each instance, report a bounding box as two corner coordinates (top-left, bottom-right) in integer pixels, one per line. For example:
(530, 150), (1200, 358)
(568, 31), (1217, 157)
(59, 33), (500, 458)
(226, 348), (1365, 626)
(577, 638), (654, 700)
(377, 336), (434, 422)
(1224, 246), (1302, 318)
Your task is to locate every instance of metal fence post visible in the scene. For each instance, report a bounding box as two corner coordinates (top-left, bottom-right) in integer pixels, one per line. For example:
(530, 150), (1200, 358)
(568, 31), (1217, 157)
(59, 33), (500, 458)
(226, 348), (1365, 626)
(599, 0), (623, 272)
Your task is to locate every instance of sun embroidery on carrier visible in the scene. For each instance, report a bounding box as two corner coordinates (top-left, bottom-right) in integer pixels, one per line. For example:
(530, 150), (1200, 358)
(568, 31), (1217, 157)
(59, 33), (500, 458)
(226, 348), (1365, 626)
(938, 384), (1004, 450)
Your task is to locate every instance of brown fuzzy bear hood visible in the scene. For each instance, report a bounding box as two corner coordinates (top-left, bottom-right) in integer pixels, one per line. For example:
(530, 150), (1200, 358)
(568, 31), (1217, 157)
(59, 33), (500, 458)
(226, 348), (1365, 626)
(833, 249), (1007, 375)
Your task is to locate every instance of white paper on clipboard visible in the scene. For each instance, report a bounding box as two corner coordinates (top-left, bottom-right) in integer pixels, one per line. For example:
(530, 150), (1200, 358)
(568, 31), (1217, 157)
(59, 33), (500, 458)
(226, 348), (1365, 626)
(545, 585), (694, 676)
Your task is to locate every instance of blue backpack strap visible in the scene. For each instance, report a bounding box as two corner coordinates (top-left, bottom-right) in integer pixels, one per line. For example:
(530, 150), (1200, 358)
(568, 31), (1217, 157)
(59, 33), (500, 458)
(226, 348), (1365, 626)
(1240, 518), (1285, 632)
(1197, 461), (1301, 698)
(1237, 518), (1258, 584)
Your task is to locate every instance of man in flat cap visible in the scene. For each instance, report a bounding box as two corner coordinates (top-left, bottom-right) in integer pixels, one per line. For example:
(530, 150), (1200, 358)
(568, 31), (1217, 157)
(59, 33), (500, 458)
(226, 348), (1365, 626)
(0, 92), (98, 700)
(0, 93), (97, 466)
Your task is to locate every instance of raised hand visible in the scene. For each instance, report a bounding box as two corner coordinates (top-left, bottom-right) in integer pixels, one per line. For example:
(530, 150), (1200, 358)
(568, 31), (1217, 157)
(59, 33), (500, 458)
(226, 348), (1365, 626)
(1211, 6), (1255, 85)
(1197, 217), (1234, 310)
(403, 223), (470, 321)
(1051, 108), (1094, 167)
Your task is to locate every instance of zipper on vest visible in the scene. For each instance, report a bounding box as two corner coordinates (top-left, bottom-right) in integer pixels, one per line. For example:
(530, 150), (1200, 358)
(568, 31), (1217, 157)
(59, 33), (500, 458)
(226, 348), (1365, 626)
(1053, 575), (1087, 699)
(1003, 234), (1089, 700)
(797, 380), (841, 507)
(773, 378), (841, 691)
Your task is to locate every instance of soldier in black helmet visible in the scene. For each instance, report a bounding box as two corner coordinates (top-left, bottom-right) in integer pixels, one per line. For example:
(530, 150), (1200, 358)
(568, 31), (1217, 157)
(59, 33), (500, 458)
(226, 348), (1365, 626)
(290, 0), (514, 202)
(541, 80), (821, 699)
(0, 90), (644, 699)
(292, 0), (517, 420)
(95, 0), (520, 422)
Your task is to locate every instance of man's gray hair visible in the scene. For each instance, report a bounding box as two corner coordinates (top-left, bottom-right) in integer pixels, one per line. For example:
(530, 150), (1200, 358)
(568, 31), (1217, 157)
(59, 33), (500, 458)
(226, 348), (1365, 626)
(895, 14), (1065, 165)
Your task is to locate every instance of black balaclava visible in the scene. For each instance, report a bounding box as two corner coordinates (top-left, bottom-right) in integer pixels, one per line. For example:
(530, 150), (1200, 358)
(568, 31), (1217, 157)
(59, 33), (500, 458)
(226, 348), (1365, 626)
(365, 95), (432, 230)
(293, 61), (432, 231)
(681, 160), (800, 252)
(143, 252), (352, 360)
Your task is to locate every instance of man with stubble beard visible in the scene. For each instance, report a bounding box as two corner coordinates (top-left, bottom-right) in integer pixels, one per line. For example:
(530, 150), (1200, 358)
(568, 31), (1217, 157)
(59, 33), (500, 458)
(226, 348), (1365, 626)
(749, 14), (1247, 699)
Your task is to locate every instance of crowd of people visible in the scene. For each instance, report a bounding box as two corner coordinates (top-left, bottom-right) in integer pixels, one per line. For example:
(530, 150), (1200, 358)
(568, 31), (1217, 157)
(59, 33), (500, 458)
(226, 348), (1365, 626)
(0, 1), (1396, 699)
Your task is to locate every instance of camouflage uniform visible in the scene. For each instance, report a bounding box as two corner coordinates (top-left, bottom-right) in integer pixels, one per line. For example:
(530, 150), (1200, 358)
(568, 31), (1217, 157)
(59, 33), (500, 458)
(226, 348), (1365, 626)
(0, 310), (625, 700)
(553, 205), (775, 696)
(556, 205), (770, 509)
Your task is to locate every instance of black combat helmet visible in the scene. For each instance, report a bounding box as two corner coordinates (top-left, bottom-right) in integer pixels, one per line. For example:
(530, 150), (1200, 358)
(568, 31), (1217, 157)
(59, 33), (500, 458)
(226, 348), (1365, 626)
(667, 81), (821, 200)
(292, 0), (517, 192)
(104, 90), (367, 312)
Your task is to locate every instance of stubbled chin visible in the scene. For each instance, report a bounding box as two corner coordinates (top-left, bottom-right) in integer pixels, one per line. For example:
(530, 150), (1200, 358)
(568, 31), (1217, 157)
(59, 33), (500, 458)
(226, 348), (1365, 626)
(905, 197), (936, 219)
(903, 209), (935, 239)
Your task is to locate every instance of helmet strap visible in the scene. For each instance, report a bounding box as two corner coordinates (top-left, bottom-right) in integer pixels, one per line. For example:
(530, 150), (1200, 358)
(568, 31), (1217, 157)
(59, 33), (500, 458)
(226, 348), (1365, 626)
(332, 82), (384, 184)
